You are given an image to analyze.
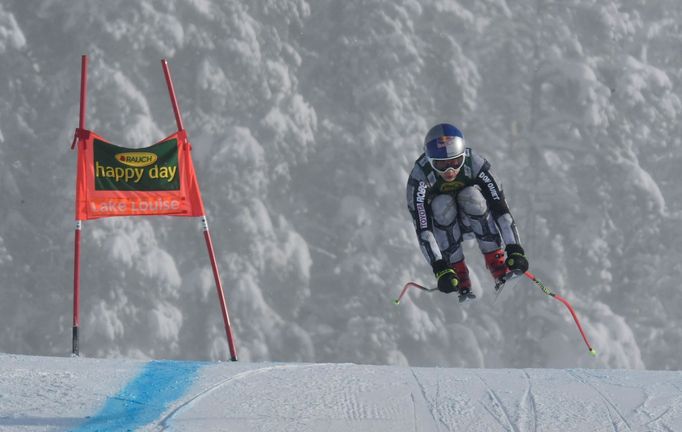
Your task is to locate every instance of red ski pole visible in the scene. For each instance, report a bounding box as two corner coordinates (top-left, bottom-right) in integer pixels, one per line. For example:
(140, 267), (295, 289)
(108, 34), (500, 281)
(394, 282), (438, 305)
(524, 271), (597, 356)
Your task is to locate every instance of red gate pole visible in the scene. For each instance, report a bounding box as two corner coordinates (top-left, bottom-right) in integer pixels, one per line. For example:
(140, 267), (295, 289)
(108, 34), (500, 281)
(72, 54), (88, 356)
(202, 217), (238, 361)
(161, 59), (184, 131)
(161, 59), (238, 361)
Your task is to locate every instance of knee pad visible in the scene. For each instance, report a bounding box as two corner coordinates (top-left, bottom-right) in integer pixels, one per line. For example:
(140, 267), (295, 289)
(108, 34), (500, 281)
(428, 195), (464, 261)
(430, 194), (458, 226)
(456, 186), (487, 217)
(457, 186), (502, 247)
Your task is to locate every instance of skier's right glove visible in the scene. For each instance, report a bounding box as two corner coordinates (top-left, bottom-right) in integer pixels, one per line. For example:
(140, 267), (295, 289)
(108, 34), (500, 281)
(432, 259), (459, 293)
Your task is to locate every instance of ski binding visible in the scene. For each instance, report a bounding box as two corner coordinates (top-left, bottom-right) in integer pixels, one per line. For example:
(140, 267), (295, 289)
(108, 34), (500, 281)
(494, 270), (524, 299)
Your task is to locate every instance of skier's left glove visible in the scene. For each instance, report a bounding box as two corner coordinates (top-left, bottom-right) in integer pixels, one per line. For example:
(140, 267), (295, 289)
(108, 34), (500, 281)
(432, 259), (459, 294)
(505, 244), (529, 273)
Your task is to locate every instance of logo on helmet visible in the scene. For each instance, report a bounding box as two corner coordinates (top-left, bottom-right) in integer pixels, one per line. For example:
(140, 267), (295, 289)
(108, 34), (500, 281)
(437, 136), (454, 148)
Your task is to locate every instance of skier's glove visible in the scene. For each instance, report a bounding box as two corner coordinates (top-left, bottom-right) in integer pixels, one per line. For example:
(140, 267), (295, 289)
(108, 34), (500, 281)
(505, 244), (529, 273)
(432, 259), (459, 293)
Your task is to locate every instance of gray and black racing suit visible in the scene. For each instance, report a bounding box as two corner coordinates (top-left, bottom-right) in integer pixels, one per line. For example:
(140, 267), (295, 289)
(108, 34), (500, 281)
(406, 148), (521, 269)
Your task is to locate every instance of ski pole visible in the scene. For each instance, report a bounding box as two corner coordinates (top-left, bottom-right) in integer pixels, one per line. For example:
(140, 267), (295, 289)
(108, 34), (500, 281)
(394, 282), (438, 305)
(524, 271), (597, 357)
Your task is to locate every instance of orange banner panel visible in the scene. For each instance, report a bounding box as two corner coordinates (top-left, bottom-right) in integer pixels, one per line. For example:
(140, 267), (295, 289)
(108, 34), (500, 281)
(74, 129), (205, 220)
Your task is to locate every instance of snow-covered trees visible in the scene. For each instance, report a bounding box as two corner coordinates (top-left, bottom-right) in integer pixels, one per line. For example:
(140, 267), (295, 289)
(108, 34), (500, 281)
(1, 0), (681, 368)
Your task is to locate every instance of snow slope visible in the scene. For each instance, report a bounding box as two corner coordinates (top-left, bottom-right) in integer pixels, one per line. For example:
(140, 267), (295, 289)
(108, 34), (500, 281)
(1, 1), (682, 370)
(0, 353), (681, 432)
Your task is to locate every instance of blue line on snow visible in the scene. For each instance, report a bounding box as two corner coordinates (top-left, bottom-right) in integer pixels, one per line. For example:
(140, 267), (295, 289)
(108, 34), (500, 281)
(72, 360), (205, 432)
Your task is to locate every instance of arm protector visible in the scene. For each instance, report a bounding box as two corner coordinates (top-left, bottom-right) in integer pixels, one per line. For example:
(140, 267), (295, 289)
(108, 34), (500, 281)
(406, 175), (442, 265)
(474, 162), (521, 246)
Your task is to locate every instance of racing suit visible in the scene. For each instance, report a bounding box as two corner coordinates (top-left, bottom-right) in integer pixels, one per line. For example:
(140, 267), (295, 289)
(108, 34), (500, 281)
(406, 148), (521, 273)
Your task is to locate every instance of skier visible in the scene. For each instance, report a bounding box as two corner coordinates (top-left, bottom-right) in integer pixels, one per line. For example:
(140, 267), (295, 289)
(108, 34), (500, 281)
(406, 123), (529, 300)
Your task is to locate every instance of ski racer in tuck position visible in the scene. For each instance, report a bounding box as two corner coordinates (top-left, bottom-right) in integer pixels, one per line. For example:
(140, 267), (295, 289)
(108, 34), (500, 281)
(406, 123), (529, 301)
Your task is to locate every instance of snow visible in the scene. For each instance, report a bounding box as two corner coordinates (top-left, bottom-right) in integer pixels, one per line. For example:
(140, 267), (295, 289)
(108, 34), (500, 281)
(0, 353), (681, 431)
(0, 6), (25, 53)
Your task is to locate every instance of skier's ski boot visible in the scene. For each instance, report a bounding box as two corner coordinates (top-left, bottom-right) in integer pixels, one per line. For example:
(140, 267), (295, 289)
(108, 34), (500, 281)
(484, 249), (508, 284)
(452, 260), (475, 303)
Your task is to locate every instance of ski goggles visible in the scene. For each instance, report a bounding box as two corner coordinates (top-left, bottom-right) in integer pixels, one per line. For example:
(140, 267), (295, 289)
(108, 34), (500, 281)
(430, 154), (465, 173)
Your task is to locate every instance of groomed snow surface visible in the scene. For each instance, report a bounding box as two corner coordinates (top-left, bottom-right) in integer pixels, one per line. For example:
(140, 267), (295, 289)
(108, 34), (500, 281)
(0, 354), (681, 432)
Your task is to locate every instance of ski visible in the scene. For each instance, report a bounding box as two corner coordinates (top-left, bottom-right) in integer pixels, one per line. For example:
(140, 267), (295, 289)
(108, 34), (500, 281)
(493, 270), (524, 301)
(458, 292), (476, 303)
(394, 282), (475, 304)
